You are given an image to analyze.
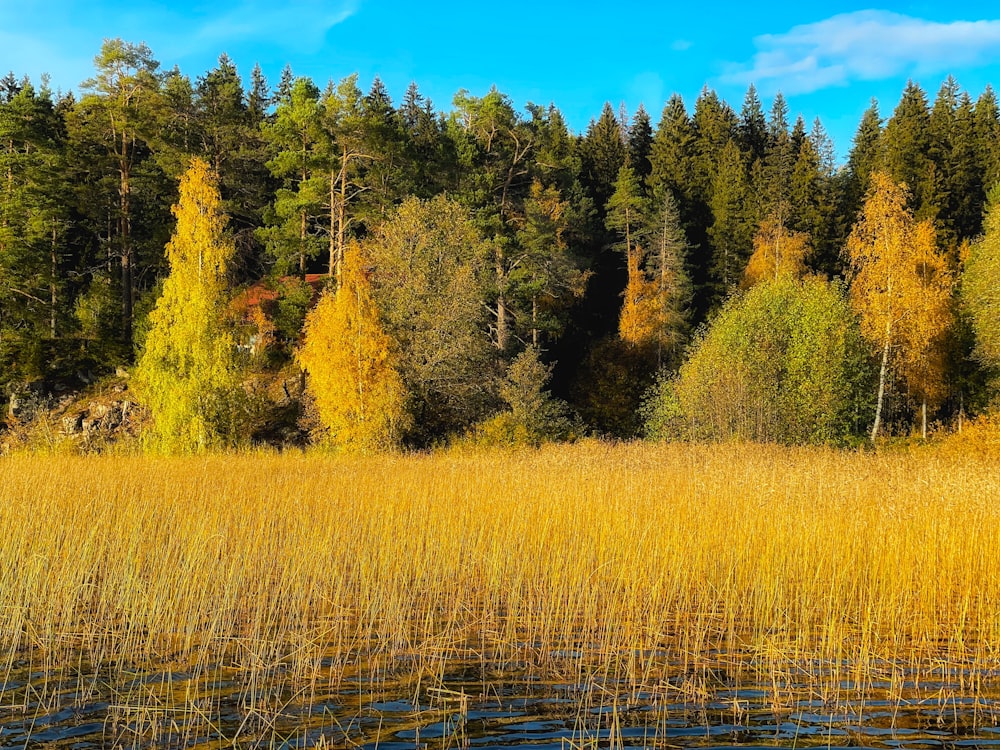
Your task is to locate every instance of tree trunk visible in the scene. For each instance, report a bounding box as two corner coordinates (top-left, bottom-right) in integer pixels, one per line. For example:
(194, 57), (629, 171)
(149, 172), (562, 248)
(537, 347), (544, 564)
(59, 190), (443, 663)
(496, 293), (509, 352)
(328, 170), (339, 286)
(299, 209), (306, 277)
(495, 247), (508, 351)
(921, 399), (927, 440)
(120, 185), (133, 348)
(337, 147), (348, 286)
(50, 226), (57, 337)
(871, 320), (891, 443)
(531, 296), (538, 348)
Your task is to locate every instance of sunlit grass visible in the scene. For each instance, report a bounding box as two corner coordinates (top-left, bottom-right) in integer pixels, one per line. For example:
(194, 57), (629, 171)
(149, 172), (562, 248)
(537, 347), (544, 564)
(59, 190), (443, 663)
(2, 440), (999, 741)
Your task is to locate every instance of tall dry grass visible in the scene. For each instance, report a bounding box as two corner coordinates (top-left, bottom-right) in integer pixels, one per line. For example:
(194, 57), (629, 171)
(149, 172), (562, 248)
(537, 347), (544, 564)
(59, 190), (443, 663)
(1, 441), (999, 737)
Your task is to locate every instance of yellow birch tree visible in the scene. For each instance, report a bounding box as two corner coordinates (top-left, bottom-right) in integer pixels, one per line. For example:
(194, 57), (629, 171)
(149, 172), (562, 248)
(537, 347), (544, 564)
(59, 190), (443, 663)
(133, 157), (241, 452)
(847, 172), (953, 441)
(742, 216), (810, 289)
(297, 242), (409, 451)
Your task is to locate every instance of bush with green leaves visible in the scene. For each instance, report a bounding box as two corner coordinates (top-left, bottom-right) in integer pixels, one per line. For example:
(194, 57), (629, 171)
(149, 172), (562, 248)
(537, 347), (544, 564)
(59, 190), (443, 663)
(645, 276), (874, 444)
(471, 347), (579, 446)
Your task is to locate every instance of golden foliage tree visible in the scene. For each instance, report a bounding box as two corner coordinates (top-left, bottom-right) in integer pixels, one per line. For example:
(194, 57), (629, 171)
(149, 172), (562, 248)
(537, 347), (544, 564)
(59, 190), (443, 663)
(619, 248), (664, 348)
(847, 172), (953, 441)
(133, 158), (241, 452)
(297, 243), (409, 452)
(742, 215), (810, 288)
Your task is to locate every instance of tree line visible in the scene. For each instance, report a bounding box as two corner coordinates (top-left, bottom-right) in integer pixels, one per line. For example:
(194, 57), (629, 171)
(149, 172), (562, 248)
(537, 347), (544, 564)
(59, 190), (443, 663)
(3, 39), (1000, 449)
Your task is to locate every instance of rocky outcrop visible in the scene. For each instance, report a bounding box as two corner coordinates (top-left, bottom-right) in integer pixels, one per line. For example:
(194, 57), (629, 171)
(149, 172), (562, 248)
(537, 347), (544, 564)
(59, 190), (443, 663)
(2, 377), (146, 453)
(63, 400), (135, 436)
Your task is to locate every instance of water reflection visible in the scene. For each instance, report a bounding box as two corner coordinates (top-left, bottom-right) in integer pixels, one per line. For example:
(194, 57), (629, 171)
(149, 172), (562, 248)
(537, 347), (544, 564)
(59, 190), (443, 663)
(1, 660), (999, 748)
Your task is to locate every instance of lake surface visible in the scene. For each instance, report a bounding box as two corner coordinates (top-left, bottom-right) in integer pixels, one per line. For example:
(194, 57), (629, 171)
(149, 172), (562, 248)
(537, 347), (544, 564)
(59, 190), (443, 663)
(3, 656), (999, 749)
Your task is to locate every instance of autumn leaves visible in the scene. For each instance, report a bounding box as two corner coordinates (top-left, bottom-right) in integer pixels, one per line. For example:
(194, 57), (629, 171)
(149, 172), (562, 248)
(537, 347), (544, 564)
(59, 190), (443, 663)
(137, 158), (980, 452)
(847, 172), (953, 441)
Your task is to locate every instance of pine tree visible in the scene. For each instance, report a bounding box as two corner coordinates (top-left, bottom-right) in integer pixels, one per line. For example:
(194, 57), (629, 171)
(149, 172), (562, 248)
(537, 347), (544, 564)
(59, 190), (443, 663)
(975, 86), (1000, 191)
(762, 92), (794, 217)
(513, 180), (589, 347)
(638, 186), (691, 366)
(79, 39), (163, 348)
(247, 63), (270, 125)
(845, 99), (883, 215)
(297, 242), (408, 451)
(580, 102), (626, 216)
(691, 88), (737, 203)
(628, 104), (653, 182)
(649, 94), (695, 201)
(708, 140), (752, 302)
(0, 82), (69, 388)
(133, 158), (241, 452)
(449, 87), (536, 352)
(881, 81), (938, 221)
(606, 163), (645, 266)
(320, 74), (371, 283)
(738, 84), (767, 164)
(259, 76), (324, 276)
(948, 91), (983, 241)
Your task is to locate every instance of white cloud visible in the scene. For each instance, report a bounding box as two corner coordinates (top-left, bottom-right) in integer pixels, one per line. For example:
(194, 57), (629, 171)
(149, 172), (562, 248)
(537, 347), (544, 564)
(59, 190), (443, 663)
(722, 10), (1000, 95)
(0, 0), (360, 92)
(192, 0), (358, 52)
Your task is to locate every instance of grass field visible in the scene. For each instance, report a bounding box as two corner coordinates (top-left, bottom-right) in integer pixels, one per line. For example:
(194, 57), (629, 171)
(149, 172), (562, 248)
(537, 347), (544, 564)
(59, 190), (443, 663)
(2, 441), (1000, 741)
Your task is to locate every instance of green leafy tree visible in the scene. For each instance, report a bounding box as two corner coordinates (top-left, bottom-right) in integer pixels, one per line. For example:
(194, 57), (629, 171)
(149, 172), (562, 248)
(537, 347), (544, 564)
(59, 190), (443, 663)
(513, 180), (589, 347)
(963, 189), (1000, 369)
(133, 158), (241, 452)
(79, 39), (163, 347)
(366, 195), (496, 441)
(472, 346), (577, 446)
(645, 276), (873, 444)
(260, 76), (324, 276)
(0, 81), (70, 388)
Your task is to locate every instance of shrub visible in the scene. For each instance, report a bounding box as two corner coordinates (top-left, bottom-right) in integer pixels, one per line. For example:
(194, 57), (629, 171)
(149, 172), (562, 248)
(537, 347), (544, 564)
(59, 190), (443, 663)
(646, 276), (874, 444)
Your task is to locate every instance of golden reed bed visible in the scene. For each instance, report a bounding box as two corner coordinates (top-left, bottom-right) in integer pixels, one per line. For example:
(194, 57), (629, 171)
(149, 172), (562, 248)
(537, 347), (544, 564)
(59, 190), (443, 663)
(2, 441), (999, 716)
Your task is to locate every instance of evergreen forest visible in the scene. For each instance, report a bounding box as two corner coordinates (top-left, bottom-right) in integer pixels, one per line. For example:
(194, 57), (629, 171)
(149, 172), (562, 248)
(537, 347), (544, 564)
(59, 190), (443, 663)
(3, 39), (1000, 451)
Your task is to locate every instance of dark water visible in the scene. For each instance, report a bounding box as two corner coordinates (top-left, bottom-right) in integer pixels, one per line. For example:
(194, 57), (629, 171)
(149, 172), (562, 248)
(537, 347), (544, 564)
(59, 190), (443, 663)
(2, 659), (1000, 750)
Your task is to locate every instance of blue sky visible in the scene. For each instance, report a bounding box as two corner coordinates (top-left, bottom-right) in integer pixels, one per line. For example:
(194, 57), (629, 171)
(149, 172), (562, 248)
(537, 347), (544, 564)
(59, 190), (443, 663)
(3, 1), (1000, 162)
